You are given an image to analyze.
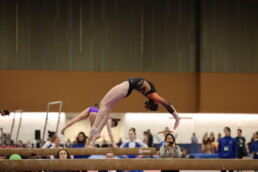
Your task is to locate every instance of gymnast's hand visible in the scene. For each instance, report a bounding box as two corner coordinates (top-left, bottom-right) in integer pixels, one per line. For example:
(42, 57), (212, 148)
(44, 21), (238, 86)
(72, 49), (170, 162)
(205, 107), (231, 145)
(112, 143), (118, 148)
(174, 118), (180, 130)
(173, 111), (180, 130)
(61, 128), (65, 135)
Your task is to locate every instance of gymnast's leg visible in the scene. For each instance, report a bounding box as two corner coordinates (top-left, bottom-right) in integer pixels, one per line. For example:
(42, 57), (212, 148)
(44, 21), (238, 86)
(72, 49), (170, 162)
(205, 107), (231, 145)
(86, 81), (129, 146)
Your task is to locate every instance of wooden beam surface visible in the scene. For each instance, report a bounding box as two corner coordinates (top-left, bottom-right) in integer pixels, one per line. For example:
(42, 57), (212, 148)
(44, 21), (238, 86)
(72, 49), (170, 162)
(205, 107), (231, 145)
(0, 148), (156, 156)
(0, 159), (258, 171)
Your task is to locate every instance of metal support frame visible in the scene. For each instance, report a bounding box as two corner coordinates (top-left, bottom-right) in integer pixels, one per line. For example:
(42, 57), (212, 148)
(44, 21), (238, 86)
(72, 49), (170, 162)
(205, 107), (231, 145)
(42, 101), (63, 142)
(9, 109), (23, 143)
(0, 128), (3, 145)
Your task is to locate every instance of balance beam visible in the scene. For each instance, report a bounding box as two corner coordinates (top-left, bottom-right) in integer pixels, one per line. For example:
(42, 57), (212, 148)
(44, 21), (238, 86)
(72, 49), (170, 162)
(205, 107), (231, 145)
(0, 159), (257, 171)
(0, 148), (156, 156)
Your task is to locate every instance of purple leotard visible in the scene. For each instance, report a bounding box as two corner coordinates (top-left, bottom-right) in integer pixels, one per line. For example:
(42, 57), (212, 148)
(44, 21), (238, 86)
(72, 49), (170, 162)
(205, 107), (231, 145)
(89, 107), (99, 113)
(88, 107), (111, 120)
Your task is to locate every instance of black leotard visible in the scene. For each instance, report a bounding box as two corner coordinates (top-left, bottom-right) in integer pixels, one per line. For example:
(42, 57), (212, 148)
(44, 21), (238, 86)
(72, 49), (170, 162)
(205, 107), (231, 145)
(125, 78), (157, 97)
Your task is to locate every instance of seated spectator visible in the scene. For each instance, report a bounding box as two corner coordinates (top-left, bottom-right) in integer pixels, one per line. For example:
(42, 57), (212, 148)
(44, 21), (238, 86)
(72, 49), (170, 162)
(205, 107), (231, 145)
(98, 152), (122, 172)
(16, 140), (24, 148)
(181, 148), (194, 159)
(26, 140), (33, 148)
(42, 131), (57, 148)
(56, 149), (71, 159)
(120, 128), (148, 158)
(116, 138), (123, 147)
(65, 138), (72, 148)
(50, 137), (62, 149)
(3, 132), (12, 145)
(47, 149), (77, 172)
(147, 129), (153, 147)
(120, 128), (147, 172)
(50, 137), (63, 159)
(252, 131), (258, 160)
(72, 131), (90, 159)
(154, 127), (178, 147)
(160, 133), (181, 172)
(143, 131), (148, 145)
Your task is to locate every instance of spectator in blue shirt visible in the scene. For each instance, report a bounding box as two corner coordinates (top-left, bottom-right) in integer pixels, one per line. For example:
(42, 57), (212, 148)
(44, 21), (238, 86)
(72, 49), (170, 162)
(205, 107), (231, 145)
(72, 132), (90, 159)
(120, 128), (148, 172)
(252, 131), (258, 159)
(218, 127), (238, 172)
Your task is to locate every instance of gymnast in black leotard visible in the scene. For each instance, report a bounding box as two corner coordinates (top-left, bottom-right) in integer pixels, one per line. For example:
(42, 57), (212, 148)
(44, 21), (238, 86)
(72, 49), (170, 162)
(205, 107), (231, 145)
(85, 78), (180, 147)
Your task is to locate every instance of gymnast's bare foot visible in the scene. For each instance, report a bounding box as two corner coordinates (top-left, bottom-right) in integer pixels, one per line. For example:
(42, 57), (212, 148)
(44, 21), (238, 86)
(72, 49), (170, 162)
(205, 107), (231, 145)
(85, 129), (97, 147)
(88, 129), (97, 138)
(85, 139), (91, 148)
(89, 132), (100, 146)
(87, 144), (95, 148)
(94, 133), (101, 140)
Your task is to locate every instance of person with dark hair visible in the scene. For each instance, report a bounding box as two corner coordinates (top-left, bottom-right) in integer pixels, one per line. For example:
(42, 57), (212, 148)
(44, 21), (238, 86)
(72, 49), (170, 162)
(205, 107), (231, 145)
(56, 149), (71, 159)
(61, 107), (120, 148)
(16, 140), (24, 148)
(129, 127), (136, 133)
(143, 131), (148, 145)
(209, 132), (215, 142)
(160, 133), (181, 172)
(47, 149), (77, 172)
(0, 109), (10, 116)
(252, 132), (258, 172)
(72, 131), (90, 159)
(202, 132), (212, 153)
(252, 131), (258, 159)
(120, 128), (148, 157)
(218, 127), (238, 172)
(42, 131), (57, 148)
(86, 78), (180, 147)
(147, 129), (153, 147)
(235, 128), (249, 159)
(154, 127), (178, 147)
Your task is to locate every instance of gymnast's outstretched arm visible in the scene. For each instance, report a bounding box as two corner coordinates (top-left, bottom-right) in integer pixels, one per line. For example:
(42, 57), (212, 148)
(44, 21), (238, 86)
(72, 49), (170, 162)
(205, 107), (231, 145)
(61, 107), (90, 135)
(107, 119), (118, 148)
(147, 93), (180, 129)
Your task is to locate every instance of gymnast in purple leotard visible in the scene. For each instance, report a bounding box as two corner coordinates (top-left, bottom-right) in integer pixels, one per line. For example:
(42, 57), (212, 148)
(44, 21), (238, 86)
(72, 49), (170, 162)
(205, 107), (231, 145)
(61, 107), (120, 148)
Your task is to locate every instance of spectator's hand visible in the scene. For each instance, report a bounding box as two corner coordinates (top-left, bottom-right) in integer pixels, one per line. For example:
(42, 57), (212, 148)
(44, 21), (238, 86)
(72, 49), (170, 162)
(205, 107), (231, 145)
(164, 142), (170, 148)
